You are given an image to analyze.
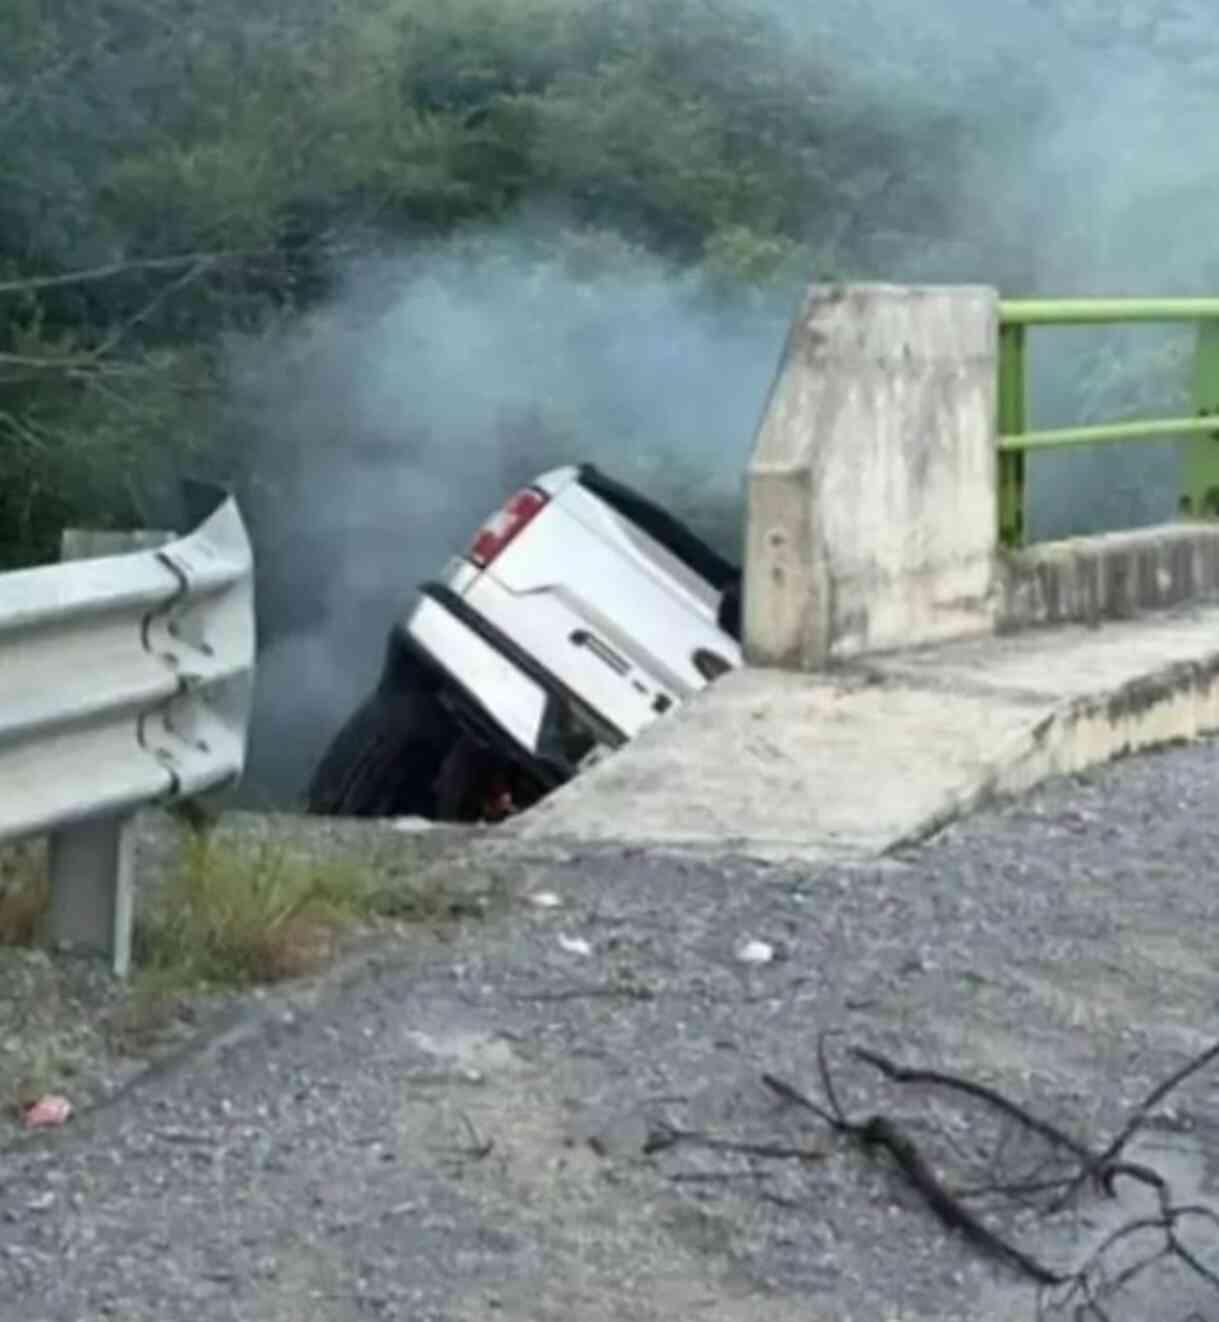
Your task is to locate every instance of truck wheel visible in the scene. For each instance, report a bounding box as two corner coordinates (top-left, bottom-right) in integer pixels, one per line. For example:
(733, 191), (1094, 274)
(306, 688), (455, 818)
(433, 735), (532, 823)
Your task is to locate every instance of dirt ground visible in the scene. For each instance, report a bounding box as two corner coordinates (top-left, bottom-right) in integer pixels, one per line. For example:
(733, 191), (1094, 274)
(3, 745), (1219, 1321)
(0, 811), (479, 1150)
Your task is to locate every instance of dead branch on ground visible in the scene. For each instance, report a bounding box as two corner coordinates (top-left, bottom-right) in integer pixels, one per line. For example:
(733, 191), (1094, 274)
(647, 1031), (1219, 1320)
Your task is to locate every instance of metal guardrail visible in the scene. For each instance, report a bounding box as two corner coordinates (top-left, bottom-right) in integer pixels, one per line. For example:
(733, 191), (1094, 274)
(996, 298), (1219, 546)
(0, 486), (255, 973)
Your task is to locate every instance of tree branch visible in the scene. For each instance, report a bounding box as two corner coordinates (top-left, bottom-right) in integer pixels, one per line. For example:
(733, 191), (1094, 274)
(761, 1063), (1065, 1287)
(0, 249), (266, 297)
(851, 1046), (1095, 1162)
(1048, 1039), (1219, 1213)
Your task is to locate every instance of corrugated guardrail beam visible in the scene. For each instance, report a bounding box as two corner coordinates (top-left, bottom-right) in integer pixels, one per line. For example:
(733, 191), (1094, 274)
(0, 488), (255, 974)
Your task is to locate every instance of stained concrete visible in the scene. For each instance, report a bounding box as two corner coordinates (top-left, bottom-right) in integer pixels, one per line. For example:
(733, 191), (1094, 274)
(743, 284), (998, 668)
(513, 603), (1219, 858)
(1000, 521), (1219, 628)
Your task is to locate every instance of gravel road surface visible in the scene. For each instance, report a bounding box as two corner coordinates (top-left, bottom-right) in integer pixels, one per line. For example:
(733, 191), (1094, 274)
(3, 741), (1219, 1321)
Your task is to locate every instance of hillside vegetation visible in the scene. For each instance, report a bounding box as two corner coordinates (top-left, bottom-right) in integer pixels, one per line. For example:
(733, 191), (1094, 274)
(0, 0), (1028, 566)
(2, 0), (1215, 570)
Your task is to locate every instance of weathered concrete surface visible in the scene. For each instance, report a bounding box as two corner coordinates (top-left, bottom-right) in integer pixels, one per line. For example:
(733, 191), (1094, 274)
(516, 603), (1219, 856)
(1000, 521), (1219, 628)
(744, 283), (998, 668)
(738, 281), (1219, 676)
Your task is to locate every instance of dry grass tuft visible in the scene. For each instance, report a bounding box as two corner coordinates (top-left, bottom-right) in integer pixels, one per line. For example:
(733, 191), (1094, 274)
(135, 831), (378, 989)
(3, 820), (470, 1011)
(0, 840), (50, 947)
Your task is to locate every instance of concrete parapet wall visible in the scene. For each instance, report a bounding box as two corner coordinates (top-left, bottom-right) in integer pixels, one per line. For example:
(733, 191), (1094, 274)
(743, 281), (1219, 667)
(743, 284), (998, 669)
(999, 522), (1219, 629)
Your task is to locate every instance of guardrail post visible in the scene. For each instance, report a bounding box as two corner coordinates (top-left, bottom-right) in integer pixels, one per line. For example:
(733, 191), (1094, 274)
(1183, 319), (1219, 519)
(47, 816), (137, 977)
(45, 528), (172, 976)
(997, 322), (1027, 547)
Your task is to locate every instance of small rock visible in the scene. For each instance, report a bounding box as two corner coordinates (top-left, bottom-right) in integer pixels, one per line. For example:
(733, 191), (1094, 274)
(736, 939), (775, 966)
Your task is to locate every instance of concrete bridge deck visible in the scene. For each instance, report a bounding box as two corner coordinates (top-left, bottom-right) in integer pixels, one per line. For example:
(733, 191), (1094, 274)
(516, 602), (1219, 862)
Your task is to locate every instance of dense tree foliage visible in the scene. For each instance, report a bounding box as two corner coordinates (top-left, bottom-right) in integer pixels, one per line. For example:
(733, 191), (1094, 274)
(1, 0), (1214, 566)
(0, 0), (1013, 565)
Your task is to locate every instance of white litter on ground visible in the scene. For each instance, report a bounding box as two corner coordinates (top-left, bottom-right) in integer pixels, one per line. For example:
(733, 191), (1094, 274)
(735, 939), (775, 966)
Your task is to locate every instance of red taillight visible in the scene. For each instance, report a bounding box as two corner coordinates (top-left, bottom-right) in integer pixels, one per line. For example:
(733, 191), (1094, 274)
(468, 487), (549, 567)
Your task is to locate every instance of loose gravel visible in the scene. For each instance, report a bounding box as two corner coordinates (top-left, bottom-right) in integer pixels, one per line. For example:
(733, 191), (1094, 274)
(0, 811), (477, 1150)
(3, 741), (1219, 1321)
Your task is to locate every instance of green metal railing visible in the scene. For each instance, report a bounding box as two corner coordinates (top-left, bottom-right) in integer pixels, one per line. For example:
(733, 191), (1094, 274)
(996, 298), (1219, 546)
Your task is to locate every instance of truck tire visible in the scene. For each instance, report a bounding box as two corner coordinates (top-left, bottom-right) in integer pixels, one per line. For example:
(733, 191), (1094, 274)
(432, 734), (539, 823)
(306, 688), (456, 818)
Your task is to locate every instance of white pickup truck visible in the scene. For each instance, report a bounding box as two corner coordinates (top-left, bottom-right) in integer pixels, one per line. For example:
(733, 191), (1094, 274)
(307, 463), (742, 822)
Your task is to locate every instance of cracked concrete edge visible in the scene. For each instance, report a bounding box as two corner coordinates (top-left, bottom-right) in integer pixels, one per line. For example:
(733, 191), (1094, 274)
(514, 633), (1219, 867)
(495, 832), (875, 867)
(887, 647), (1219, 855)
(996, 647), (1219, 792)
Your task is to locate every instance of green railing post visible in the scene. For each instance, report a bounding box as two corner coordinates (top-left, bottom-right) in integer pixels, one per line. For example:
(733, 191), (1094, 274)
(997, 321), (1026, 546)
(1183, 319), (1219, 518)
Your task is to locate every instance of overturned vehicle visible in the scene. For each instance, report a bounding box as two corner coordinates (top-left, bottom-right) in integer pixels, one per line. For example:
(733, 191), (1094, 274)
(306, 464), (743, 823)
